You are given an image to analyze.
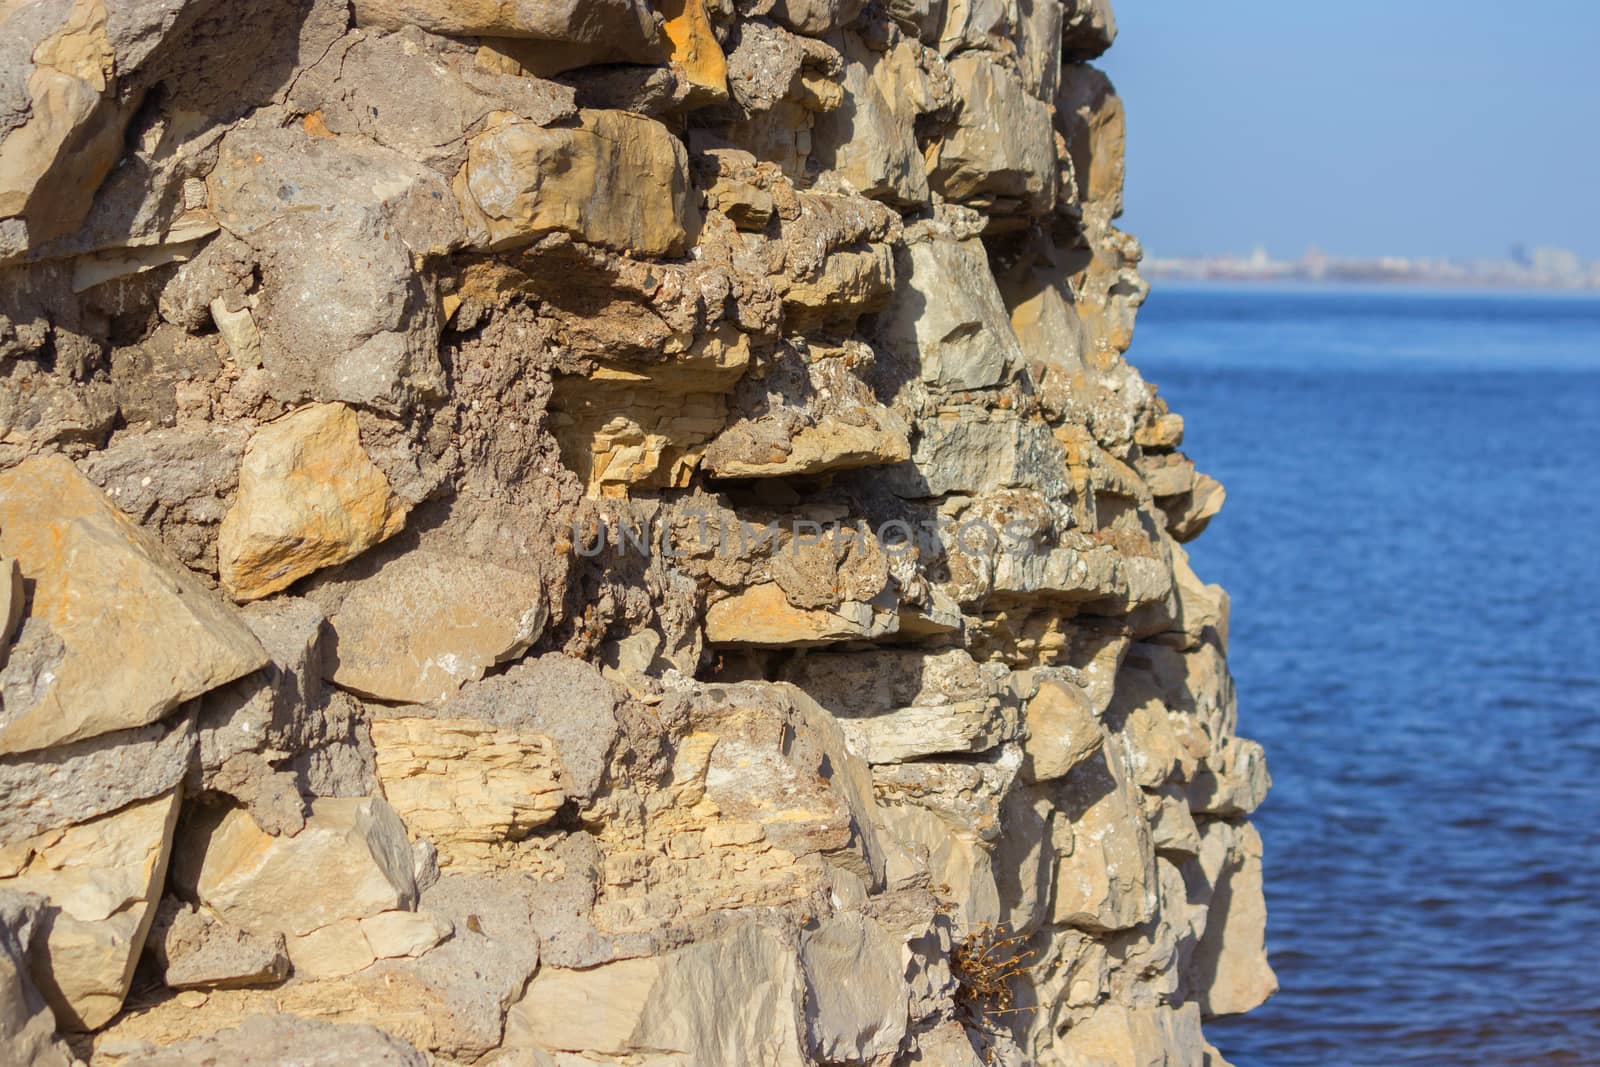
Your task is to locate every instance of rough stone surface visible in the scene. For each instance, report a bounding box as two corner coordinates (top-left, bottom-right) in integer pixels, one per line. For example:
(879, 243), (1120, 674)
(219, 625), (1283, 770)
(176, 797), (417, 942)
(0, 0), (1272, 1062)
(454, 109), (696, 256)
(122, 1013), (429, 1066)
(0, 792), (180, 1029)
(328, 550), (548, 704)
(0, 456), (266, 756)
(219, 403), (410, 601)
(0, 891), (73, 1067)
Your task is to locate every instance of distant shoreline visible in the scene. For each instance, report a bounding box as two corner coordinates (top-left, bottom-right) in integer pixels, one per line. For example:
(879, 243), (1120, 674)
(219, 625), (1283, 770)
(1143, 273), (1600, 298)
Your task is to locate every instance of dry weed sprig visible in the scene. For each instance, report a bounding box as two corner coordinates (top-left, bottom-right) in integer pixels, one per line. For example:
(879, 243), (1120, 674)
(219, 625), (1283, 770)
(951, 922), (1038, 1063)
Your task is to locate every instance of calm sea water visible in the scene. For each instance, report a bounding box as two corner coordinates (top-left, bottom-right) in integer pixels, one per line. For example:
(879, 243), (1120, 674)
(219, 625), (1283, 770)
(1129, 284), (1600, 1066)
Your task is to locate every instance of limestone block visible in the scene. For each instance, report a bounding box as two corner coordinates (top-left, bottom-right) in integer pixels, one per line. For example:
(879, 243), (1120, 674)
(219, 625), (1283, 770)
(1013, 0), (1064, 101)
(121, 1014), (429, 1067)
(703, 416), (910, 479)
(590, 683), (888, 933)
(799, 913), (910, 1063)
(1184, 828), (1277, 1020)
(0, 892), (72, 1067)
(705, 583), (900, 646)
(876, 232), (1023, 392)
(785, 648), (1024, 762)
(1049, 736), (1157, 932)
(779, 241), (897, 331)
(0, 792), (180, 1029)
(0, 557), (18, 670)
(887, 409), (1066, 497)
(361, 909), (453, 959)
(1062, 0), (1118, 61)
(286, 919), (377, 980)
(551, 325), (750, 495)
(1161, 471), (1227, 544)
(927, 54), (1056, 220)
(287, 27), (578, 174)
(208, 127), (466, 412)
(506, 921), (807, 1064)
(329, 550), (547, 705)
(455, 110), (695, 256)
(0, 455), (266, 756)
(659, 0), (729, 106)
(370, 717), (567, 867)
(219, 404), (409, 601)
(421, 655), (622, 802)
(1022, 677), (1105, 782)
(1057, 63), (1125, 219)
(352, 0), (661, 57)
(810, 32), (931, 206)
(149, 899), (290, 991)
(1148, 787), (1202, 857)
(877, 802), (998, 929)
(180, 797), (418, 941)
(1054, 1002), (1204, 1067)
(1189, 738), (1270, 817)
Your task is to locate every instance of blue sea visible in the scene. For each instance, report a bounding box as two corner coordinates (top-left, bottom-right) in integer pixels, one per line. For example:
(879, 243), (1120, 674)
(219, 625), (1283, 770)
(1130, 284), (1600, 1066)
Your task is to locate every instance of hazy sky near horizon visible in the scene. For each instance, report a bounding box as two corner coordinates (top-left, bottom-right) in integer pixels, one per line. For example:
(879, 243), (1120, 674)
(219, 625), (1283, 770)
(1099, 2), (1600, 261)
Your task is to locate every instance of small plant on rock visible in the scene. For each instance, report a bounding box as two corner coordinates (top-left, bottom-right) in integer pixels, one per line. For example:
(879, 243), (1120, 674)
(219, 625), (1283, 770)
(952, 922), (1036, 1062)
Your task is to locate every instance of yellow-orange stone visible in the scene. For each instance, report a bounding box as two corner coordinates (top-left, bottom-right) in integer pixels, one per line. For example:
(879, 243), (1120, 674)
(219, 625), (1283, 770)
(218, 402), (408, 601)
(656, 0), (728, 106)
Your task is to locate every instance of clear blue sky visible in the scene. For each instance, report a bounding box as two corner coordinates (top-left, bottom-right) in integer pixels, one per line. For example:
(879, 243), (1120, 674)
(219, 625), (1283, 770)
(1099, 2), (1600, 262)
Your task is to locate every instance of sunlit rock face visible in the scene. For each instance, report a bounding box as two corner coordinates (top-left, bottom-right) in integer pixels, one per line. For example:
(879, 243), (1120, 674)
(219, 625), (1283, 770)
(0, 0), (1270, 1062)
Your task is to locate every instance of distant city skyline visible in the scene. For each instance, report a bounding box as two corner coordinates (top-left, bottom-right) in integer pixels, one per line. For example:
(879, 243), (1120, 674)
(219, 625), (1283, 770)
(1100, 1), (1600, 263)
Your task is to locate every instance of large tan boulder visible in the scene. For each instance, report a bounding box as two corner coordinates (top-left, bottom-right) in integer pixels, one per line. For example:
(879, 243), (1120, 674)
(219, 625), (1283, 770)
(0, 792), (180, 1029)
(1022, 676), (1106, 782)
(179, 797), (417, 942)
(454, 110), (695, 256)
(0, 456), (266, 756)
(218, 403), (409, 602)
(1185, 820), (1277, 1017)
(506, 921), (808, 1064)
(1049, 736), (1157, 932)
(927, 53), (1056, 221)
(328, 550), (547, 704)
(177, 797), (426, 981)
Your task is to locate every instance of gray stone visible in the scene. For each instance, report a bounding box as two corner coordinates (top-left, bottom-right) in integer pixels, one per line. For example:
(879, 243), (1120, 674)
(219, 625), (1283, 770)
(401, 654), (621, 800)
(800, 912), (910, 1062)
(0, 891), (71, 1067)
(207, 126), (468, 413)
(0, 714), (194, 843)
(121, 1014), (428, 1067)
(927, 53), (1056, 221)
(874, 228), (1023, 393)
(148, 899), (290, 990)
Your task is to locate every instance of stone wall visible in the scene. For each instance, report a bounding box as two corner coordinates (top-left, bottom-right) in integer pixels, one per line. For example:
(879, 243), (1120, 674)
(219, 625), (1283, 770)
(0, 0), (1273, 1063)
